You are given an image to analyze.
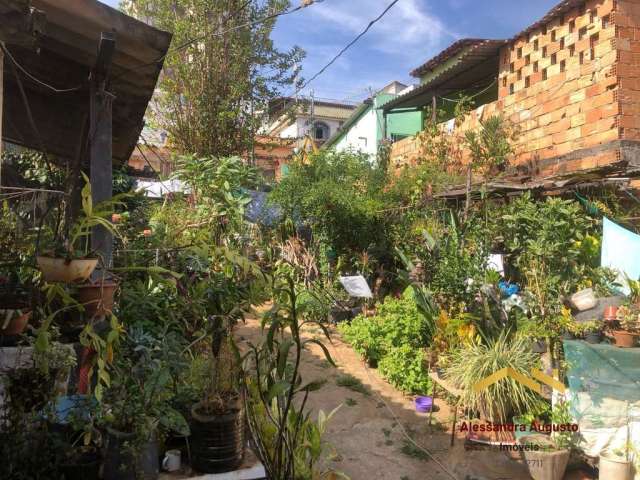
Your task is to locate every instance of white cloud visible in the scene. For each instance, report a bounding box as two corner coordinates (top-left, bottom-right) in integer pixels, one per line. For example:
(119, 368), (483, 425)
(310, 0), (458, 59)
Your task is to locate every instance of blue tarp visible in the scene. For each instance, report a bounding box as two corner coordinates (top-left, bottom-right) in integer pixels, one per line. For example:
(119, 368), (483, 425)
(244, 190), (283, 227)
(601, 217), (640, 294)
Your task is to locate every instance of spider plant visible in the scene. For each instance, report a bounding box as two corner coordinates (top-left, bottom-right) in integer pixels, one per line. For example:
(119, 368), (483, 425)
(444, 330), (546, 423)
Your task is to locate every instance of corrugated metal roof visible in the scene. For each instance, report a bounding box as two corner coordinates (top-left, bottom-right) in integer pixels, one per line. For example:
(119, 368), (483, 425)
(410, 38), (498, 78)
(383, 40), (505, 111)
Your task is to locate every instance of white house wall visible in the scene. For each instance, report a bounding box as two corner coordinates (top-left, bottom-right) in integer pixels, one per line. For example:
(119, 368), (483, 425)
(334, 107), (377, 158)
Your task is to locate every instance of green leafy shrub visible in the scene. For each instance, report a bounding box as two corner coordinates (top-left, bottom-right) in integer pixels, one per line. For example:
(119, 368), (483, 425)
(338, 291), (429, 364)
(339, 291), (432, 393)
(378, 345), (430, 394)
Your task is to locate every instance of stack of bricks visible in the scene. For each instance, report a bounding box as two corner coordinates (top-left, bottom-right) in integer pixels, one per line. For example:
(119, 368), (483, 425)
(389, 0), (640, 180)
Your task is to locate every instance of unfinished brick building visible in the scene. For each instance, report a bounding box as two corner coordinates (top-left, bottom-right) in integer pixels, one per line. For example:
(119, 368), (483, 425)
(385, 0), (640, 187)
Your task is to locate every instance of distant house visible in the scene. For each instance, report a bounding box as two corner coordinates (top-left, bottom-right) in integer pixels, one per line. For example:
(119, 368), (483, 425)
(383, 0), (640, 191)
(264, 97), (356, 147)
(324, 81), (423, 159)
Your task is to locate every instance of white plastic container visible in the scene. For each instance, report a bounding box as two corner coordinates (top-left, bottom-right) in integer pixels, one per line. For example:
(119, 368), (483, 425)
(599, 452), (632, 480)
(570, 288), (597, 311)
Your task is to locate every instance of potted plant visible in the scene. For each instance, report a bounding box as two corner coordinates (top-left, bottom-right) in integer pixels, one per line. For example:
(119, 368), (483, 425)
(580, 321), (603, 344)
(599, 411), (635, 479)
(519, 400), (574, 480)
(37, 175), (121, 283)
(101, 329), (188, 480)
(190, 317), (246, 474)
(613, 305), (640, 348)
(444, 331), (546, 426)
(0, 307), (32, 337)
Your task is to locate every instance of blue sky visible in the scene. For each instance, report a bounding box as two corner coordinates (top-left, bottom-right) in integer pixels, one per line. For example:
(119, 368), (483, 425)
(100, 0), (560, 103)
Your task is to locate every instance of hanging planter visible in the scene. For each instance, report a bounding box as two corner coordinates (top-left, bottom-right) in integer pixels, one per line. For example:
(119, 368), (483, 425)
(76, 281), (118, 318)
(0, 308), (31, 336)
(190, 399), (245, 474)
(36, 256), (98, 283)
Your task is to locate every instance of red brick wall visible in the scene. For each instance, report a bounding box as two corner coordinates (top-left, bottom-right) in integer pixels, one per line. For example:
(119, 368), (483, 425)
(616, 0), (640, 141)
(390, 0), (636, 178)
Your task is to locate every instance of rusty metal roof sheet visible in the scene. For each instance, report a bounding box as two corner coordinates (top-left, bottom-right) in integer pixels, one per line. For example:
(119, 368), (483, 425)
(0, 0), (172, 165)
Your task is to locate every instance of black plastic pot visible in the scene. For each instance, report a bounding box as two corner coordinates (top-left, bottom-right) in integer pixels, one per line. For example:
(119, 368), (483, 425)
(190, 401), (245, 473)
(584, 332), (602, 344)
(103, 427), (159, 480)
(328, 307), (351, 324)
(61, 449), (100, 480)
(532, 340), (548, 353)
(560, 332), (574, 341)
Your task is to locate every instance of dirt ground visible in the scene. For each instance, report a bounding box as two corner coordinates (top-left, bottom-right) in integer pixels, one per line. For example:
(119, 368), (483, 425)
(234, 313), (551, 480)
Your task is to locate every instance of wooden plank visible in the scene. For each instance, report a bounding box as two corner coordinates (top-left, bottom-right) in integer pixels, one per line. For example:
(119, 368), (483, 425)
(89, 33), (116, 268)
(0, 47), (4, 160)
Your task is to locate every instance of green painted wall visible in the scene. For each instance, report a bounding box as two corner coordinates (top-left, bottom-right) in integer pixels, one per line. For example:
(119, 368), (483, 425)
(376, 93), (423, 142)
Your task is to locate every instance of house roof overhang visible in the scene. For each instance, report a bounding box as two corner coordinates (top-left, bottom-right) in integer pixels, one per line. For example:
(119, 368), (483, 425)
(0, 0), (172, 165)
(382, 39), (506, 112)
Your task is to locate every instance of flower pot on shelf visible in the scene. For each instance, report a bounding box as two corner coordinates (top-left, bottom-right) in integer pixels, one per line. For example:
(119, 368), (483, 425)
(36, 256), (98, 283)
(103, 427), (159, 480)
(599, 452), (633, 479)
(584, 332), (602, 344)
(61, 447), (101, 480)
(76, 281), (118, 318)
(603, 305), (619, 322)
(0, 309), (31, 336)
(532, 340), (548, 353)
(519, 435), (570, 480)
(190, 400), (245, 474)
(612, 331), (638, 348)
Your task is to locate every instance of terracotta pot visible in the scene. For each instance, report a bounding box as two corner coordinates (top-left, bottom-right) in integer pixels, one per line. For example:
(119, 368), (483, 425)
(612, 330), (638, 348)
(37, 256), (98, 283)
(76, 282), (118, 318)
(0, 309), (31, 336)
(603, 305), (619, 321)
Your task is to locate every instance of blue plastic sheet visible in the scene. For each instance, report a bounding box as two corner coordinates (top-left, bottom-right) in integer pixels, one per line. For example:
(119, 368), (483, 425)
(601, 217), (640, 294)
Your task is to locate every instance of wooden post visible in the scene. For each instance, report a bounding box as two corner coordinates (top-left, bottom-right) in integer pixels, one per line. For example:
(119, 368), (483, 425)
(89, 33), (116, 269)
(0, 47), (4, 165)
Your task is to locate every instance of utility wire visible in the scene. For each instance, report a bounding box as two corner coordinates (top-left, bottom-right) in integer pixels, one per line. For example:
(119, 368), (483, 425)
(111, 1), (318, 83)
(293, 0), (401, 94)
(0, 42), (84, 93)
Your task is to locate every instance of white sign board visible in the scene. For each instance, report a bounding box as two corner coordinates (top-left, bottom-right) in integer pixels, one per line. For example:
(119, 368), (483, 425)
(339, 275), (373, 298)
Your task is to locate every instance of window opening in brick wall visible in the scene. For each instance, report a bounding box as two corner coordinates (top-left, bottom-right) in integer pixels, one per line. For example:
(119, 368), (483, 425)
(543, 46), (547, 57)
(534, 61), (539, 73)
(517, 69), (522, 81)
(579, 26), (587, 40)
(569, 19), (575, 33)
(591, 33), (599, 60)
(543, 68), (548, 80)
(603, 15), (610, 29)
(517, 47), (523, 59)
(551, 52), (557, 65)
(551, 30), (557, 42)
(509, 83), (514, 95)
(534, 38), (539, 50)
(502, 76), (507, 87)
(569, 44), (575, 57)
(510, 62), (515, 73)
(560, 37), (565, 50)
(560, 60), (566, 72)
(525, 54), (530, 66)
(525, 76), (531, 88)
(580, 51), (585, 64)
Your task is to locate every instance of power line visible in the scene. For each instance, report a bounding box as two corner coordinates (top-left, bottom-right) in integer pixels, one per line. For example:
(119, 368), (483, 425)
(111, 1), (318, 84)
(0, 42), (84, 94)
(293, 0), (401, 94)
